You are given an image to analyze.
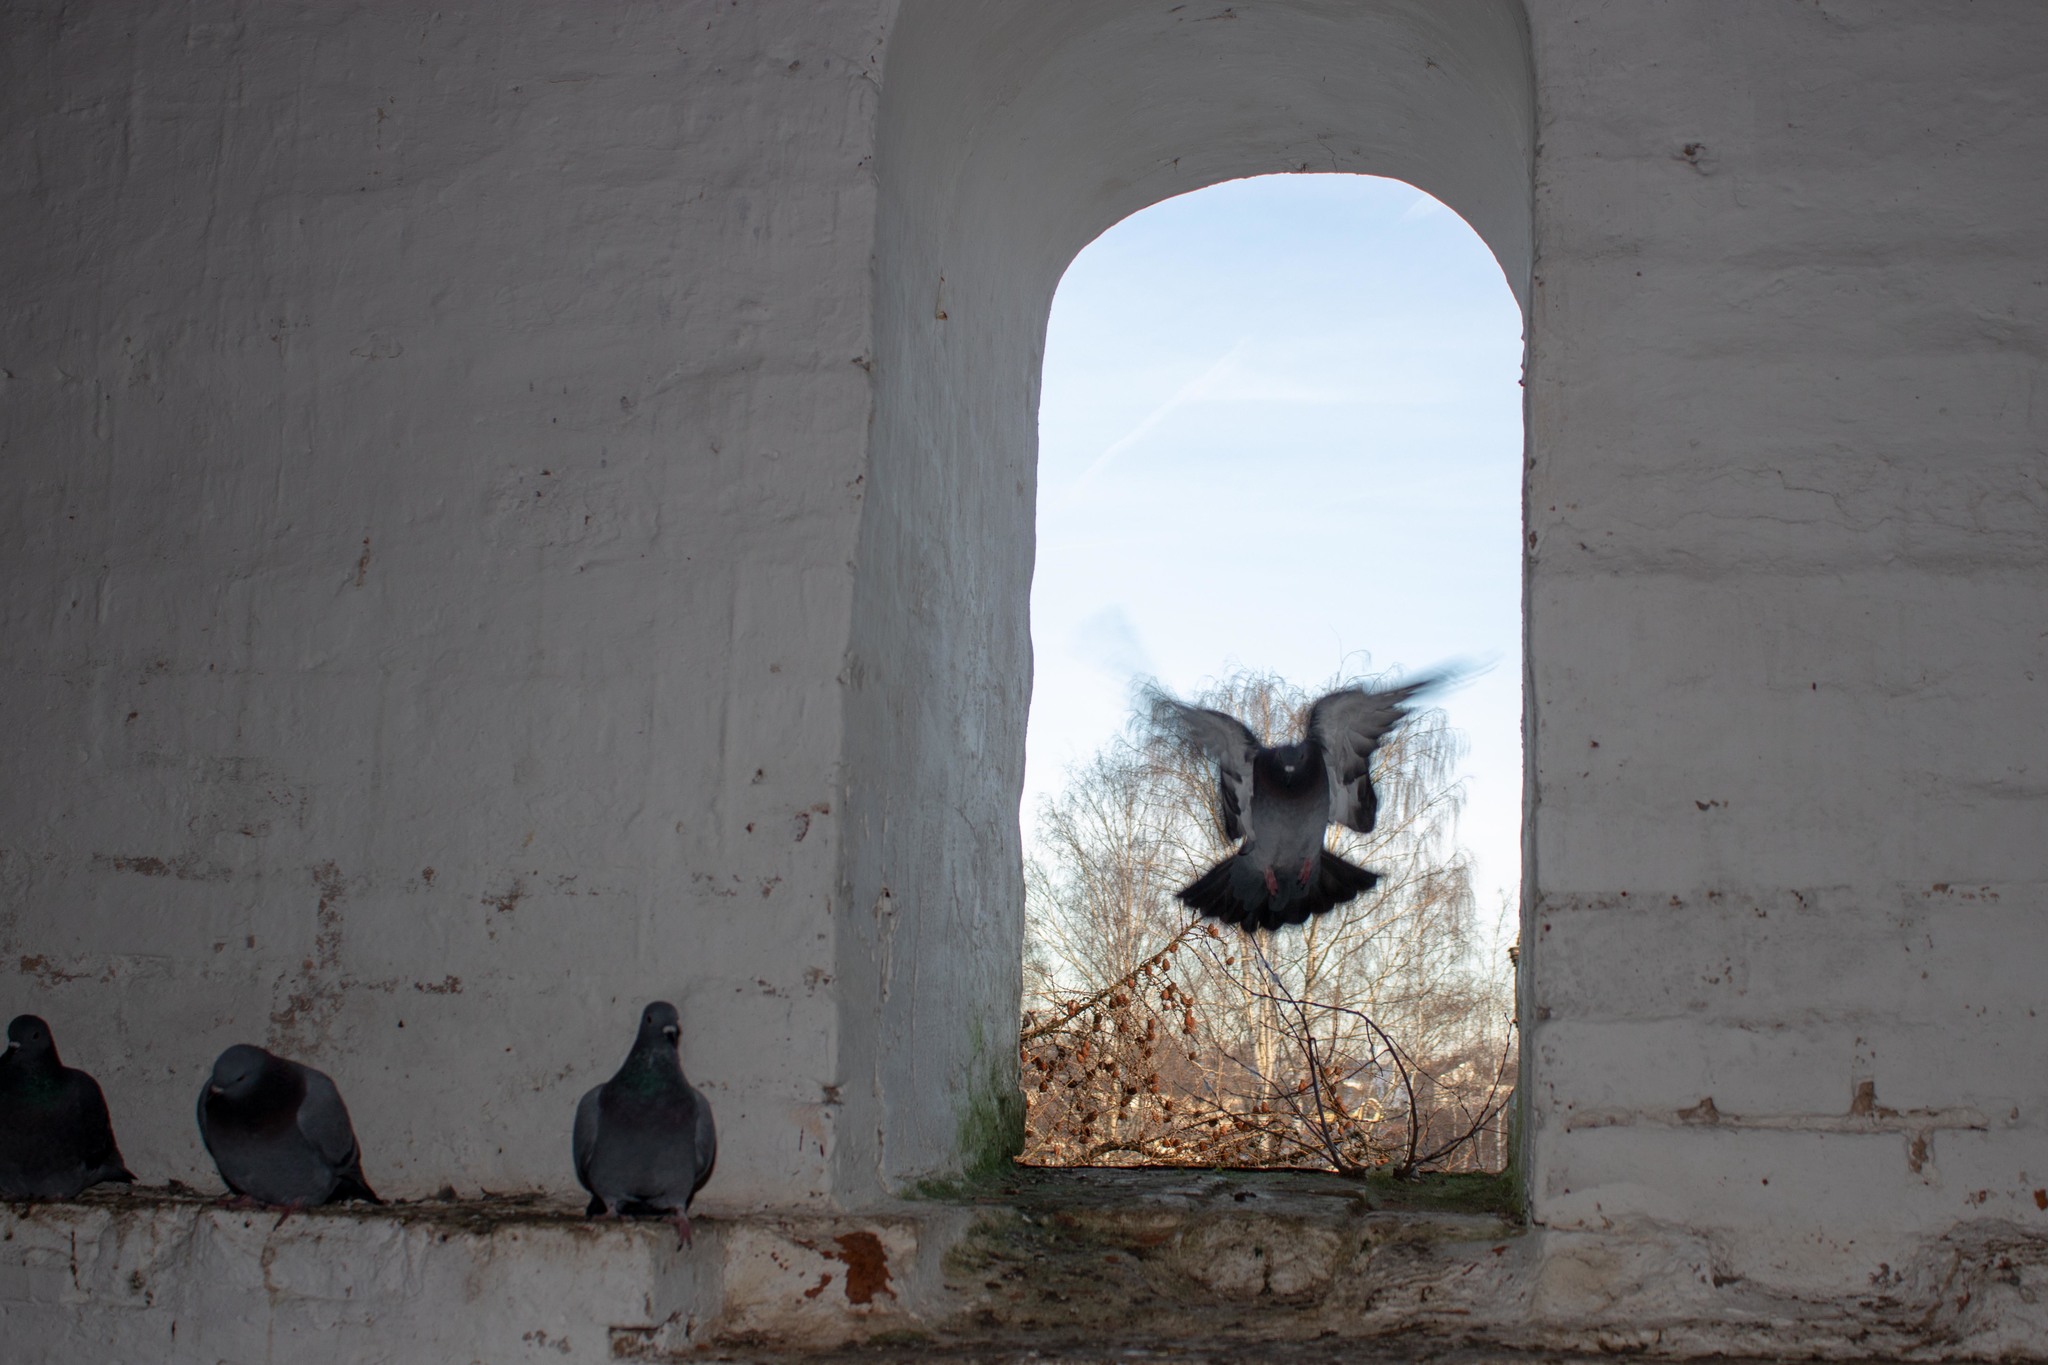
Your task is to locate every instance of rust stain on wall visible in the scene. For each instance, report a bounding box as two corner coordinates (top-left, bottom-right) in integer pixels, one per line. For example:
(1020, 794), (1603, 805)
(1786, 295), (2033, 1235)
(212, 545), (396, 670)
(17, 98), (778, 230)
(482, 878), (526, 914)
(18, 955), (109, 986)
(91, 853), (230, 882)
(268, 862), (351, 1053)
(1850, 1080), (1898, 1119)
(830, 1231), (894, 1305)
(791, 802), (831, 842)
(790, 1229), (896, 1307)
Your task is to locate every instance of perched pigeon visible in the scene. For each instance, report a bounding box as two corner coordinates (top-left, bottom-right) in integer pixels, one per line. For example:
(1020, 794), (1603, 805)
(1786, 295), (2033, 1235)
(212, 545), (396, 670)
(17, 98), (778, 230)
(196, 1044), (380, 1208)
(0, 1014), (136, 1200)
(574, 1001), (716, 1247)
(1147, 677), (1442, 931)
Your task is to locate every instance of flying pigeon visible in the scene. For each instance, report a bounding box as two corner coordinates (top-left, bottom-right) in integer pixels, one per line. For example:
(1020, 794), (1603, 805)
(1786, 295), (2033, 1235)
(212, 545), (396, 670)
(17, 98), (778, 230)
(0, 1014), (136, 1200)
(1147, 676), (1443, 931)
(574, 1001), (716, 1247)
(196, 1044), (380, 1208)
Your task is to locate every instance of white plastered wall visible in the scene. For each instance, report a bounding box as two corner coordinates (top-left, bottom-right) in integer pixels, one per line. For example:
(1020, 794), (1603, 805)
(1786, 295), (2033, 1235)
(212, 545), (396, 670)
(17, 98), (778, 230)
(0, 1), (898, 1210)
(0, 0), (1534, 1212)
(1521, 0), (2048, 1287)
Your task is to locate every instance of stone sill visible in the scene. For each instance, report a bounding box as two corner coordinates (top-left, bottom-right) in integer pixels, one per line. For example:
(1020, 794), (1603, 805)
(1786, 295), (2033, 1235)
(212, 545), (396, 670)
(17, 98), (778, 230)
(5, 1171), (2047, 1362)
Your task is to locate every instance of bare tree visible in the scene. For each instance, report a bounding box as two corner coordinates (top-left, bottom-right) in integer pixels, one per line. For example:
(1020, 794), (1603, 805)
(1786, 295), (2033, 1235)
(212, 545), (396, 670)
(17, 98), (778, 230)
(1020, 670), (1515, 1174)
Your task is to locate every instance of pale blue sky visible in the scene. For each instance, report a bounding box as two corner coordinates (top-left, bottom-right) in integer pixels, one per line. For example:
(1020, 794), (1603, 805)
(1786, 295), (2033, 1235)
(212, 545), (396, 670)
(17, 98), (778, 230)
(1026, 172), (1525, 922)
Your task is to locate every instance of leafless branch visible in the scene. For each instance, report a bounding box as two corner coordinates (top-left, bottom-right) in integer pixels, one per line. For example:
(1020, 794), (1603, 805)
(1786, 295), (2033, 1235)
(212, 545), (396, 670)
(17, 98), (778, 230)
(1019, 668), (1516, 1175)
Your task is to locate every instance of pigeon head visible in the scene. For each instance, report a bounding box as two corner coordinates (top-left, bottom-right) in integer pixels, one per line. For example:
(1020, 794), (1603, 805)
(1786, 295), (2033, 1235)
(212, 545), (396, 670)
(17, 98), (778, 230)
(207, 1044), (273, 1100)
(638, 1001), (681, 1049)
(6, 1014), (55, 1059)
(1264, 741), (1320, 789)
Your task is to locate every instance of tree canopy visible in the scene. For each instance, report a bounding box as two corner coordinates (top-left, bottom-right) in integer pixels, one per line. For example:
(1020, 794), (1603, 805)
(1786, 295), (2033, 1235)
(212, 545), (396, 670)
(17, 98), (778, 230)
(1021, 670), (1515, 1173)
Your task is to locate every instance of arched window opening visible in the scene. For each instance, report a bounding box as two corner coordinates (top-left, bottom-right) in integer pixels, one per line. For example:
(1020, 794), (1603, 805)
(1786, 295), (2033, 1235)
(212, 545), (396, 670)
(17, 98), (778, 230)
(1020, 174), (1522, 1175)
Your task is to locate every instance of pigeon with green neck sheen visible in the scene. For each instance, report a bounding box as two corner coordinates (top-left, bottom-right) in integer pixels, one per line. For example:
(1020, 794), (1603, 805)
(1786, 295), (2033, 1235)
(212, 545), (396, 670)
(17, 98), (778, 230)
(574, 1001), (717, 1247)
(0, 1014), (136, 1199)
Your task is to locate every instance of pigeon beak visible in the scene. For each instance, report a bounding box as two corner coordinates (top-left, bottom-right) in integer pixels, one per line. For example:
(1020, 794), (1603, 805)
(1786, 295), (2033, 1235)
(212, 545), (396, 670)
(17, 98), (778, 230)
(662, 1025), (679, 1043)
(208, 1083), (224, 1096)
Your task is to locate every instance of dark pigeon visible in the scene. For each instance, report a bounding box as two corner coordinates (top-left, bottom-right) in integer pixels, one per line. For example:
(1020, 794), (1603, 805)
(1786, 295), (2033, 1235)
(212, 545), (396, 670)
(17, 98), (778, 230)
(0, 1014), (136, 1200)
(1147, 676), (1443, 931)
(196, 1044), (380, 1208)
(574, 1001), (716, 1247)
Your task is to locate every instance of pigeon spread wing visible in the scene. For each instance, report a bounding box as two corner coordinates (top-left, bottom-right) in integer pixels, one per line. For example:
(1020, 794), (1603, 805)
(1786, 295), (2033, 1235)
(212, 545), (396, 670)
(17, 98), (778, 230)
(1147, 689), (1260, 841)
(1308, 678), (1438, 834)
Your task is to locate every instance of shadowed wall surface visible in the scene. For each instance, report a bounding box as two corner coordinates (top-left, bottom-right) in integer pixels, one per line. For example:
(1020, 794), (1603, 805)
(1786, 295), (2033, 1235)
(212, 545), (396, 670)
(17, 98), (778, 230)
(0, 0), (1532, 1210)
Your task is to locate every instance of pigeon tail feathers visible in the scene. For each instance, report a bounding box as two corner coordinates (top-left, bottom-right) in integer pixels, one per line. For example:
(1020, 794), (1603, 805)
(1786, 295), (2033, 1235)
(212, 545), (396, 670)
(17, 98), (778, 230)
(330, 1168), (382, 1204)
(1176, 857), (1247, 925)
(1176, 850), (1380, 931)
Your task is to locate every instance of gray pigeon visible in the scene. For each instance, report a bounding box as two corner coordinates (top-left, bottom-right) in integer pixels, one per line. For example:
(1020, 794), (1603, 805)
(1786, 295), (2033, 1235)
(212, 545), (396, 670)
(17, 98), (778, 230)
(1148, 676), (1442, 931)
(574, 1001), (716, 1246)
(0, 1014), (136, 1199)
(196, 1044), (380, 1208)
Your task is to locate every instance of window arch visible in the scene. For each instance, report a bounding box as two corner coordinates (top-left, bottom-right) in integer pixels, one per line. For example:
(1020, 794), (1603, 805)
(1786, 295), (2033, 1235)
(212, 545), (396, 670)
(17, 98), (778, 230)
(843, 0), (1533, 1197)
